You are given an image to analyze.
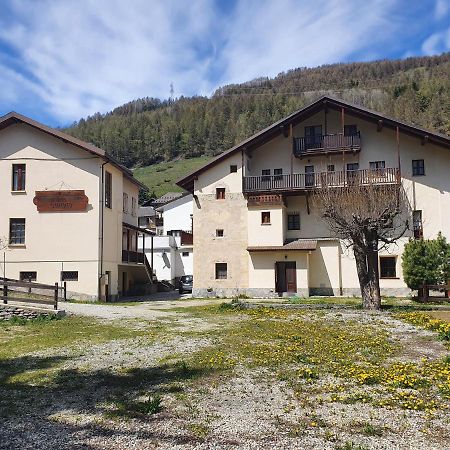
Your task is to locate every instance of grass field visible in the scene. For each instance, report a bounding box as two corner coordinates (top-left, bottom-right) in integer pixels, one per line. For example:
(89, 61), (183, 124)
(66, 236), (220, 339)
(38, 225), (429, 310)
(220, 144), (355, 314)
(133, 156), (212, 197)
(1, 302), (449, 449)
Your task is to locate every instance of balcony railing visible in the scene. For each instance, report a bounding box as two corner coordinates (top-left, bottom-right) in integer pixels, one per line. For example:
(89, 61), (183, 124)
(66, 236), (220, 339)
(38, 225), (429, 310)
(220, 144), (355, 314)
(122, 250), (145, 264)
(243, 167), (400, 193)
(294, 133), (361, 157)
(181, 230), (193, 245)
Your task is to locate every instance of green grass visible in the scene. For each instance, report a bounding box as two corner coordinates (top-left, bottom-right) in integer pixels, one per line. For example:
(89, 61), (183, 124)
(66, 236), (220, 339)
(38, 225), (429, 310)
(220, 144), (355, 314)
(0, 316), (151, 359)
(133, 156), (211, 197)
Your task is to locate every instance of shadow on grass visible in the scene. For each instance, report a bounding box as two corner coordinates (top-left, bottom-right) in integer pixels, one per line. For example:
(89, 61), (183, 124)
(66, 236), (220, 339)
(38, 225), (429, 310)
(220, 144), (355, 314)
(0, 354), (218, 449)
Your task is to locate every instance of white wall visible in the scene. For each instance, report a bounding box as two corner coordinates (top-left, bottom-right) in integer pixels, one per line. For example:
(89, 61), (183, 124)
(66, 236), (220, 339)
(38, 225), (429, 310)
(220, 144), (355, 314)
(161, 194), (193, 233)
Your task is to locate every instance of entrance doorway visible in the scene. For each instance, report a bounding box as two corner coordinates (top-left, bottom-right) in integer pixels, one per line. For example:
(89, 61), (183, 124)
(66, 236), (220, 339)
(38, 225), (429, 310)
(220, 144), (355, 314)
(275, 261), (297, 293)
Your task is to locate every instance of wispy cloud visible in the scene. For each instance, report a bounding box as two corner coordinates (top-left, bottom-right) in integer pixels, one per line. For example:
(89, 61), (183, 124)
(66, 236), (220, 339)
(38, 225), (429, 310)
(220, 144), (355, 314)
(0, 0), (447, 124)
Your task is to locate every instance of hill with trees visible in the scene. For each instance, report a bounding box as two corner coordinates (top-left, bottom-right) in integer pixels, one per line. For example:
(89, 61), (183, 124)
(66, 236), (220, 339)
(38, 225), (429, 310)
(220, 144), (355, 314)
(64, 53), (450, 195)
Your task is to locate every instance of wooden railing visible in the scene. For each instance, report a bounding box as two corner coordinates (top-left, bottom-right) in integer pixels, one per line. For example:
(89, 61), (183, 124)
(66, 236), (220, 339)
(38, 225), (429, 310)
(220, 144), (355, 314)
(122, 250), (145, 264)
(1, 278), (59, 310)
(243, 167), (400, 193)
(181, 230), (193, 245)
(294, 133), (361, 156)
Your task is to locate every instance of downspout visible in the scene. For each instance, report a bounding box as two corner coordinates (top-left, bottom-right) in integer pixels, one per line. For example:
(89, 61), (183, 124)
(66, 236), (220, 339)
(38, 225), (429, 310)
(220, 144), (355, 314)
(98, 161), (108, 300)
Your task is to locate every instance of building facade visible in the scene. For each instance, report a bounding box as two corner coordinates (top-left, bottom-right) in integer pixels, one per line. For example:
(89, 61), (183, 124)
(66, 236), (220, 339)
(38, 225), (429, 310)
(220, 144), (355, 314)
(177, 97), (450, 298)
(138, 193), (193, 284)
(0, 112), (153, 300)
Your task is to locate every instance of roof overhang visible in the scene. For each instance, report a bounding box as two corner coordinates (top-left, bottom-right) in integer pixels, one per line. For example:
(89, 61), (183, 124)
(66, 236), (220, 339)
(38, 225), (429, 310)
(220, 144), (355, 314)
(176, 95), (450, 192)
(247, 240), (317, 252)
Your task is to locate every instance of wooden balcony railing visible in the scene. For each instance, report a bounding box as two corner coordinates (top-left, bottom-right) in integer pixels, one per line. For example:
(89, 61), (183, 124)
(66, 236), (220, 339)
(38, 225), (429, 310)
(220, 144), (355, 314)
(243, 167), (400, 193)
(293, 133), (361, 157)
(181, 230), (193, 245)
(122, 250), (145, 264)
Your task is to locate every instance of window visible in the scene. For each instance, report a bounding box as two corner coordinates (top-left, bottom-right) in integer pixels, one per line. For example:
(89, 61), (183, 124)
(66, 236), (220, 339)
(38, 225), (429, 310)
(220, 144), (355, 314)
(216, 188), (225, 200)
(261, 169), (271, 182)
(215, 263), (227, 280)
(305, 165), (315, 187)
(380, 256), (397, 278)
(412, 159), (425, 176)
(12, 164), (26, 191)
(346, 163), (359, 183)
(413, 210), (423, 239)
(131, 197), (137, 217)
(369, 160), (386, 176)
(230, 165), (238, 173)
(327, 164), (335, 172)
(344, 124), (358, 136)
(61, 271), (79, 281)
(304, 125), (322, 149)
(216, 229), (224, 237)
(182, 251), (189, 257)
(123, 193), (129, 213)
(288, 213), (300, 230)
(105, 171), (112, 208)
(20, 271), (36, 281)
(274, 168), (283, 181)
(9, 218), (25, 245)
(261, 211), (271, 224)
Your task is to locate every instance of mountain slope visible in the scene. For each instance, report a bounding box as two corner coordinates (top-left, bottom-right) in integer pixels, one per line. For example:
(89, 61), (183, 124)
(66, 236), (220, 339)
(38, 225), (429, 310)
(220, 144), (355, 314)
(65, 53), (450, 196)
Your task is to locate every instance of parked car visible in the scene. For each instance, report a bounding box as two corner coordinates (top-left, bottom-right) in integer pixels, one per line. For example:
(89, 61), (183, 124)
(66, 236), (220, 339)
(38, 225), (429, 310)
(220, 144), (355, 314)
(179, 275), (193, 294)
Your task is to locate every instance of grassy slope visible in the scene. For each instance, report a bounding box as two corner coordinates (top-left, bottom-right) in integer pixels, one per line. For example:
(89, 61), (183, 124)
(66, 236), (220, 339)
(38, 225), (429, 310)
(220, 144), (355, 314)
(133, 156), (211, 197)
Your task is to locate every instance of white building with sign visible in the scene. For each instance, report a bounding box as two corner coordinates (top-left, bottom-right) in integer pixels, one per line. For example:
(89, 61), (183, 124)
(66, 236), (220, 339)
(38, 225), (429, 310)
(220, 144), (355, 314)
(0, 112), (154, 300)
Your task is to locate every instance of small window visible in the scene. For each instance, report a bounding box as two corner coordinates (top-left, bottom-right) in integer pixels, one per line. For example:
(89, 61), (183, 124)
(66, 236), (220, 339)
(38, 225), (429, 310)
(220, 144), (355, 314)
(413, 210), (423, 239)
(261, 169), (271, 182)
(105, 171), (112, 208)
(230, 165), (238, 173)
(9, 218), (25, 245)
(412, 159), (425, 176)
(274, 168), (283, 181)
(327, 164), (335, 172)
(380, 257), (397, 278)
(61, 271), (79, 281)
(131, 197), (137, 217)
(344, 125), (358, 136)
(12, 164), (26, 191)
(20, 271), (37, 281)
(369, 161), (386, 170)
(216, 188), (225, 200)
(215, 263), (227, 280)
(261, 211), (271, 224)
(216, 229), (224, 237)
(123, 193), (129, 213)
(182, 251), (189, 257)
(287, 213), (300, 230)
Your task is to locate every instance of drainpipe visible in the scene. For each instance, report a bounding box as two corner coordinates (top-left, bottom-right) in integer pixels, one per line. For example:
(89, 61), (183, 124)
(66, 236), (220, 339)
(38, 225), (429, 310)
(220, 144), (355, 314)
(98, 161), (108, 300)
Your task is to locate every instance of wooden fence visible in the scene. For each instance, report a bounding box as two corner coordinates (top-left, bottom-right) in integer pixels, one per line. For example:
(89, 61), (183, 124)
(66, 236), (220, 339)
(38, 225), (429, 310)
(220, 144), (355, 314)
(1, 277), (60, 310)
(418, 283), (450, 303)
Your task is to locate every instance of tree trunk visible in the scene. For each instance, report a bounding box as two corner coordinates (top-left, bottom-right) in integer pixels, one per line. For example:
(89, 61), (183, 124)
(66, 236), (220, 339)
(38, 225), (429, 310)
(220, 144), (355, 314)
(353, 241), (382, 310)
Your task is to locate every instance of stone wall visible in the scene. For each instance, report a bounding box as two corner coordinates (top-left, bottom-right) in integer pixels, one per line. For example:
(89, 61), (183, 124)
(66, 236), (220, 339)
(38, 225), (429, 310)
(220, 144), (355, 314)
(0, 305), (64, 320)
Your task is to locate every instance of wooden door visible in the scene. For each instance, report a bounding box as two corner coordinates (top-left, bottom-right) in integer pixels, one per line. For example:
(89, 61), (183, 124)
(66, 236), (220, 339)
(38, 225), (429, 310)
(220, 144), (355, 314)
(286, 262), (297, 292)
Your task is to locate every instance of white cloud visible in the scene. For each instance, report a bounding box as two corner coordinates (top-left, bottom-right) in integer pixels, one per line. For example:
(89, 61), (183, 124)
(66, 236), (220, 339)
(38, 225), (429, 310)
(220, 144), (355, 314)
(435, 0), (449, 20)
(421, 27), (450, 54)
(0, 0), (445, 123)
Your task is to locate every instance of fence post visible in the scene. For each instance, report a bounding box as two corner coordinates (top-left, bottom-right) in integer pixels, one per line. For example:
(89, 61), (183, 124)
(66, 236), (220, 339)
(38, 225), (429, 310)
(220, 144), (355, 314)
(3, 282), (7, 305)
(54, 282), (58, 310)
(64, 281), (67, 302)
(28, 276), (32, 294)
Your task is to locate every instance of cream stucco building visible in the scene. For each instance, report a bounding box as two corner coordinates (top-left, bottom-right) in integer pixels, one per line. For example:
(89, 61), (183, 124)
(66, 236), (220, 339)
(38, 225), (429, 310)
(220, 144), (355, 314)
(0, 112), (153, 300)
(178, 96), (450, 298)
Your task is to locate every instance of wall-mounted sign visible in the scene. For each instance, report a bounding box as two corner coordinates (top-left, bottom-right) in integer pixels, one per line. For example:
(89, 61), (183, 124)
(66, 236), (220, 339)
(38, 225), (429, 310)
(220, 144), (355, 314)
(33, 190), (89, 212)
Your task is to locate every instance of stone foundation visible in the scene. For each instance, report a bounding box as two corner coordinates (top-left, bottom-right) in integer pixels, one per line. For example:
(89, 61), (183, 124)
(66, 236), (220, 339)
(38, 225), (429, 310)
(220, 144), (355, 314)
(0, 305), (65, 321)
(193, 287), (309, 298)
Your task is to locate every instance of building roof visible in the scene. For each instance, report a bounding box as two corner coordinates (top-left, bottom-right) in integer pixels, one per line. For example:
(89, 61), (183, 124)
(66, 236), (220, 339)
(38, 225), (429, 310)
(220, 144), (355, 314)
(0, 111), (147, 190)
(138, 206), (156, 218)
(247, 239), (317, 252)
(152, 192), (184, 205)
(177, 95), (450, 192)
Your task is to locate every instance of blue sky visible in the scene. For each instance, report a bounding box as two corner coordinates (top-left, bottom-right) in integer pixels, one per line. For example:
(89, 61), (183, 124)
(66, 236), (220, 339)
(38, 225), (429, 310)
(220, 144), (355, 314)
(0, 0), (449, 127)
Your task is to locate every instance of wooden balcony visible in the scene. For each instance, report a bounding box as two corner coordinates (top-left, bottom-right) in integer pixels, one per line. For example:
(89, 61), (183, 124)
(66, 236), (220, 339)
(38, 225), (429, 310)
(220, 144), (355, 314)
(293, 133), (361, 157)
(247, 194), (284, 206)
(181, 230), (193, 245)
(243, 167), (400, 194)
(122, 250), (145, 264)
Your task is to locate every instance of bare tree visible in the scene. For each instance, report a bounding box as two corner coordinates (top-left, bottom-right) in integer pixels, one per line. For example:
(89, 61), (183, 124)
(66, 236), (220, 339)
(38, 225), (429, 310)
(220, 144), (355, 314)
(312, 176), (410, 309)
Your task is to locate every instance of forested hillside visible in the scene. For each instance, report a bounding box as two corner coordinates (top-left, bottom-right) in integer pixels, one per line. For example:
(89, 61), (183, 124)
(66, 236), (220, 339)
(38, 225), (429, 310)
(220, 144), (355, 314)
(65, 53), (449, 172)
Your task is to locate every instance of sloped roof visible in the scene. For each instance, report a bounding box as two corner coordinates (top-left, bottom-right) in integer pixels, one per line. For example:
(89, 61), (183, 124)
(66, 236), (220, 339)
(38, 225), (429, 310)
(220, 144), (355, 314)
(247, 239), (317, 252)
(0, 111), (146, 189)
(177, 95), (450, 192)
(153, 192), (184, 205)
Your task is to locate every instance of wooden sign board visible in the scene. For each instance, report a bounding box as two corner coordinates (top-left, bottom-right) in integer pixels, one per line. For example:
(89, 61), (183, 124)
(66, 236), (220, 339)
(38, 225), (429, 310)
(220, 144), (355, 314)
(33, 190), (89, 212)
